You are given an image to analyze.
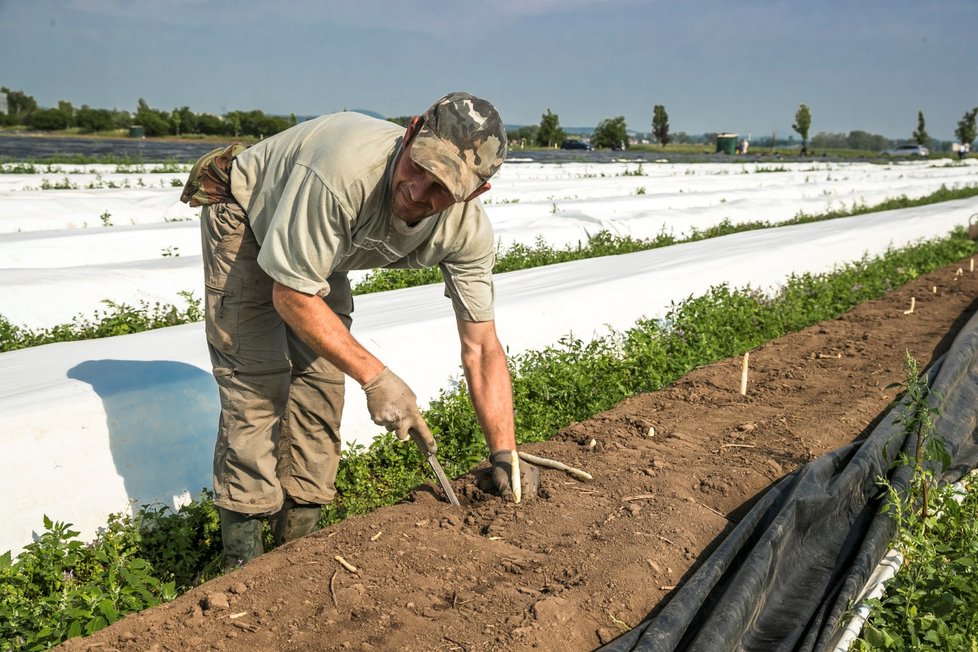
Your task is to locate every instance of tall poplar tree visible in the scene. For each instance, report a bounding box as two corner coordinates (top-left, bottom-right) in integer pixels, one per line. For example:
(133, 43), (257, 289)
(912, 111), (929, 146)
(652, 105), (670, 146)
(793, 104), (812, 154)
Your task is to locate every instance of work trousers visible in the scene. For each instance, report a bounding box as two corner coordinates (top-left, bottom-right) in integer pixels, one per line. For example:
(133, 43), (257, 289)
(201, 201), (353, 515)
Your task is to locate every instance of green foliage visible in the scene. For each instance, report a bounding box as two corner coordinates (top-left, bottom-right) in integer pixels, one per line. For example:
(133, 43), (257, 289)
(955, 107), (978, 147)
(793, 104), (812, 149)
(0, 513), (176, 650)
(652, 104), (670, 146)
(0, 86), (38, 122)
(812, 131), (890, 152)
(133, 492), (224, 590)
(536, 109), (565, 148)
(224, 109), (290, 139)
(134, 98), (172, 137)
(592, 116), (628, 150)
(74, 107), (119, 133)
(913, 111), (929, 147)
(854, 355), (978, 651)
(28, 108), (71, 132)
(0, 292), (202, 352)
(507, 124), (539, 148)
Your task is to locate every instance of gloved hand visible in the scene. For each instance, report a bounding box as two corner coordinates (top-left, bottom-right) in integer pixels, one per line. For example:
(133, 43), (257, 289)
(362, 367), (437, 454)
(490, 450), (540, 502)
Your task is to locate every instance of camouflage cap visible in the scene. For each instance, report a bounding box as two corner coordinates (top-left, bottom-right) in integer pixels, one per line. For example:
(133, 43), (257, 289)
(409, 91), (507, 202)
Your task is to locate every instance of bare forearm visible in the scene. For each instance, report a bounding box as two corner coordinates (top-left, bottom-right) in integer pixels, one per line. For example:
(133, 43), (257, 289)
(272, 281), (384, 385)
(458, 320), (517, 453)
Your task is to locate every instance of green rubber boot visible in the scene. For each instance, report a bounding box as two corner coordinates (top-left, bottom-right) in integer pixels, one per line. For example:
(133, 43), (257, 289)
(272, 499), (322, 546)
(219, 508), (264, 571)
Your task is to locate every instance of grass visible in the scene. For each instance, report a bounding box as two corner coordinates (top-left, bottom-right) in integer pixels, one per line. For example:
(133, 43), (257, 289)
(1, 230), (974, 651)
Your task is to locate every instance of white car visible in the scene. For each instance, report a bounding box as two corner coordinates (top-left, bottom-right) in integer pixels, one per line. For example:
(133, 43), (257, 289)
(881, 144), (929, 157)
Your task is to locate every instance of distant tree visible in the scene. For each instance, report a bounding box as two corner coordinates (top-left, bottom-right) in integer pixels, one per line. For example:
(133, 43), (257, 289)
(75, 106), (116, 132)
(196, 113), (226, 136)
(226, 109), (289, 138)
(172, 106), (197, 135)
(536, 109), (565, 148)
(591, 116), (628, 149)
(652, 104), (670, 146)
(28, 107), (71, 131)
(0, 87), (37, 122)
(507, 125), (538, 148)
(671, 131), (691, 144)
(289, 113), (297, 127)
(134, 98), (172, 137)
(387, 116), (412, 127)
(811, 132), (848, 149)
(955, 107), (977, 147)
(57, 100), (74, 127)
(846, 130), (889, 152)
(110, 109), (132, 130)
(793, 104), (812, 154)
(912, 110), (929, 146)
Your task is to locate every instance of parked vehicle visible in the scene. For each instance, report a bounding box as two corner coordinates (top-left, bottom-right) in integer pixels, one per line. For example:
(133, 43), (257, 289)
(560, 139), (592, 151)
(881, 143), (929, 157)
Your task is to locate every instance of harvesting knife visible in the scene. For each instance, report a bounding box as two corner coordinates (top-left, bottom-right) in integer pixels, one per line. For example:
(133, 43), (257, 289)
(409, 428), (461, 506)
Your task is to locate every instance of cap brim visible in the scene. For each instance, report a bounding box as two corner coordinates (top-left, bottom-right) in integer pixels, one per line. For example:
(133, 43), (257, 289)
(409, 127), (481, 203)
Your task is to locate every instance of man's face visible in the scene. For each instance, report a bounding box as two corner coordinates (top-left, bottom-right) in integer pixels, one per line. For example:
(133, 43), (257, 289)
(390, 139), (457, 224)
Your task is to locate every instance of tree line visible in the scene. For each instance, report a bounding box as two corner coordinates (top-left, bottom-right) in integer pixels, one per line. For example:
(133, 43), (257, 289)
(515, 102), (977, 153)
(3, 85), (976, 153)
(0, 87), (297, 138)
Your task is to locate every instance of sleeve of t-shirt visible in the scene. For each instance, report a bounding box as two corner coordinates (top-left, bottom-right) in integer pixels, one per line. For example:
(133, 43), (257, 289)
(256, 165), (352, 297)
(439, 205), (496, 322)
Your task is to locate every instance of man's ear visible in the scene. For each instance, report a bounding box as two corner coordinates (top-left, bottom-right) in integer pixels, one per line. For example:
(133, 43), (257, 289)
(404, 116), (422, 141)
(463, 182), (491, 202)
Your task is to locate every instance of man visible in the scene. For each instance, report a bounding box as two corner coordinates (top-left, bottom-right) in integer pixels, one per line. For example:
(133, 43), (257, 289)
(181, 92), (537, 568)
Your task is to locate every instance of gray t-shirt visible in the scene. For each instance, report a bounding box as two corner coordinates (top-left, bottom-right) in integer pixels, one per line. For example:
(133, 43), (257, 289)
(230, 111), (496, 322)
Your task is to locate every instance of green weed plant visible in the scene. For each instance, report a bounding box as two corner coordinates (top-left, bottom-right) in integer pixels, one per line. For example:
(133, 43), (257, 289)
(0, 292), (201, 353)
(853, 355), (978, 651)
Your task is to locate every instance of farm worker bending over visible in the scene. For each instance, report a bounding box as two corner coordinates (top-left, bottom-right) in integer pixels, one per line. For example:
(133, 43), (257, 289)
(180, 92), (538, 569)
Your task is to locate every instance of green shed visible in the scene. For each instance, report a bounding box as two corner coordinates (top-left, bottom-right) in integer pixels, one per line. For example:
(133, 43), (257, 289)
(716, 133), (738, 155)
(128, 125), (145, 138)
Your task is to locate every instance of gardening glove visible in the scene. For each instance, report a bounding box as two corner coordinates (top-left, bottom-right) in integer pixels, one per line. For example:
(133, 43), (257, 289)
(490, 450), (540, 502)
(362, 367), (437, 454)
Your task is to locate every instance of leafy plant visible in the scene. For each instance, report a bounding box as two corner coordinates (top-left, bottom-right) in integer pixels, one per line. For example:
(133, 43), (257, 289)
(853, 355), (977, 651)
(0, 291), (201, 352)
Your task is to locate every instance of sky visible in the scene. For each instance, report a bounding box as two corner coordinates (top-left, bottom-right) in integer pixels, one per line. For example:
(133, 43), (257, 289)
(1, 0), (977, 140)
(2, 158), (976, 554)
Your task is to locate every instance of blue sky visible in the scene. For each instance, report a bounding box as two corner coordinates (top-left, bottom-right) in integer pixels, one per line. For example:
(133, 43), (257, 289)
(1, 0), (976, 140)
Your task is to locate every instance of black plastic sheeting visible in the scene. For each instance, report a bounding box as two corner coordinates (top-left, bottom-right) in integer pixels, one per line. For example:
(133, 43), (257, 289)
(599, 309), (978, 652)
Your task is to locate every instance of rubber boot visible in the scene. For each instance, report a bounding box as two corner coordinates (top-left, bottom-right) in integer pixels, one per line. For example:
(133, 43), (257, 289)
(219, 508), (264, 572)
(272, 498), (322, 546)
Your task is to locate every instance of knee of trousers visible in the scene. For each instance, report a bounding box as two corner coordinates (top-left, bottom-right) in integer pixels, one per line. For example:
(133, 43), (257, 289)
(212, 366), (292, 514)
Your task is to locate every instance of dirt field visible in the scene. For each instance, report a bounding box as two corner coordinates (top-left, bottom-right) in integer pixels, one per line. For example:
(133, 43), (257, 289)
(60, 256), (978, 652)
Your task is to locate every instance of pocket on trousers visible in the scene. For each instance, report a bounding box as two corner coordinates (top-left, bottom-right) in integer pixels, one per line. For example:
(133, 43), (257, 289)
(205, 276), (243, 354)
